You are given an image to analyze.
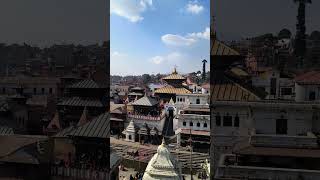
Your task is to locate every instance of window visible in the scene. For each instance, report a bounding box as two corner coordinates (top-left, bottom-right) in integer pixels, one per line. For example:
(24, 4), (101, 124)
(281, 88), (292, 96)
(309, 91), (316, 100)
(190, 122), (193, 126)
(41, 88), (45, 94)
(183, 121), (186, 126)
(2, 88), (5, 94)
(33, 88), (37, 94)
(223, 115), (232, 126)
(216, 114), (221, 126)
(270, 78), (277, 95)
(197, 122), (200, 127)
(196, 98), (200, 104)
(49, 88), (53, 94)
(234, 116), (240, 127)
(204, 123), (207, 128)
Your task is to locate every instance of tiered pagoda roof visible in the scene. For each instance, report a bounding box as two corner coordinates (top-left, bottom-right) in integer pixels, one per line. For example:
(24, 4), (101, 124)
(162, 68), (186, 81)
(132, 95), (158, 106)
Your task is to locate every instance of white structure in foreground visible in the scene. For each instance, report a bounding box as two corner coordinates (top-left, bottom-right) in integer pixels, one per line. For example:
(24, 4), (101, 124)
(143, 139), (181, 180)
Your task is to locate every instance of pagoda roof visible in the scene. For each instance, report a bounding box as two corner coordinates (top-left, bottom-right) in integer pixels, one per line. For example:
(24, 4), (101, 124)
(57, 97), (103, 107)
(211, 39), (240, 56)
(162, 68), (186, 80)
(155, 86), (191, 95)
(67, 79), (107, 89)
(132, 96), (158, 106)
(65, 113), (109, 138)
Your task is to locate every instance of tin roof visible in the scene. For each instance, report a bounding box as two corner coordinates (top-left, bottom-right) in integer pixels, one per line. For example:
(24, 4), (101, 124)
(68, 79), (107, 89)
(211, 74), (262, 101)
(211, 39), (240, 56)
(67, 113), (110, 138)
(0, 126), (14, 135)
(57, 97), (103, 107)
(132, 96), (158, 106)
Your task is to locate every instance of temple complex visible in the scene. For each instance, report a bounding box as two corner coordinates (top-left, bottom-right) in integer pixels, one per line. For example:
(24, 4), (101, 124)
(155, 68), (191, 103)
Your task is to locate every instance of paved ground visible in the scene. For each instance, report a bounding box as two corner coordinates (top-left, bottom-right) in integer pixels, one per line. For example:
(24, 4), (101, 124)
(111, 137), (210, 170)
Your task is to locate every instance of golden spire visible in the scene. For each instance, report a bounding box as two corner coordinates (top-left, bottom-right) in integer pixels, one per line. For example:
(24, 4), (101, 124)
(172, 65), (178, 74)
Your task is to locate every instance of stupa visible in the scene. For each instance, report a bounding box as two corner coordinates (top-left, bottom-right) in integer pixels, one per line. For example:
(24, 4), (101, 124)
(142, 138), (181, 180)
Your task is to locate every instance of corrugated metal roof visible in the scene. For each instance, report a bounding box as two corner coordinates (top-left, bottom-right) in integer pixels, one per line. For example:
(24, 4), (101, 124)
(57, 97), (103, 107)
(211, 75), (261, 101)
(295, 71), (320, 85)
(68, 79), (107, 89)
(155, 86), (191, 94)
(211, 39), (240, 56)
(132, 96), (158, 106)
(0, 126), (14, 135)
(110, 149), (121, 169)
(68, 113), (110, 138)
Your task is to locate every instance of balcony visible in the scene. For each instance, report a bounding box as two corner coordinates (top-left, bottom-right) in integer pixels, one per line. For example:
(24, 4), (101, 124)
(250, 132), (318, 148)
(216, 154), (320, 180)
(51, 167), (109, 179)
(178, 114), (210, 121)
(127, 113), (165, 121)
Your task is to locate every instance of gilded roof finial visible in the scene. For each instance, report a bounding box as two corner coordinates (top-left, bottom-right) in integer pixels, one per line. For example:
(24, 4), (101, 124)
(173, 65), (178, 74)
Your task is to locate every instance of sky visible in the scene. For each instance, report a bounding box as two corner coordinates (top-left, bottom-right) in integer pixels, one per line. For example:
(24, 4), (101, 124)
(110, 0), (210, 76)
(0, 0), (108, 47)
(213, 0), (320, 41)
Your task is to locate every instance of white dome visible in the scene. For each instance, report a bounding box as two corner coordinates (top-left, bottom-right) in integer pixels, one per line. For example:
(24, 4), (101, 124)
(143, 138), (180, 180)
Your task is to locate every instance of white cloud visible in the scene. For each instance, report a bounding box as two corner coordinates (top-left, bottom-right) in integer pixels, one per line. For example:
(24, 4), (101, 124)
(161, 27), (210, 47)
(110, 0), (152, 23)
(186, 1), (204, 14)
(111, 51), (126, 58)
(188, 27), (210, 40)
(150, 56), (164, 64)
(149, 52), (184, 65)
(161, 34), (196, 46)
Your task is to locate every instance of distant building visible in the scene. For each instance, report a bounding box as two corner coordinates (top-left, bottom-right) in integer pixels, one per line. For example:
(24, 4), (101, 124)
(123, 95), (164, 144)
(155, 68), (191, 103)
(57, 78), (108, 128)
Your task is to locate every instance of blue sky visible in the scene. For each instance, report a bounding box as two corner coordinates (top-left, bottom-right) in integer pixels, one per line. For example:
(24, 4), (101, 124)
(110, 0), (210, 76)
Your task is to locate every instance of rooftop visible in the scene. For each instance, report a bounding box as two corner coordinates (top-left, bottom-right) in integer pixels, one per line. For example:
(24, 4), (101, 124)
(132, 96), (158, 106)
(155, 86), (191, 95)
(211, 39), (240, 56)
(294, 71), (320, 85)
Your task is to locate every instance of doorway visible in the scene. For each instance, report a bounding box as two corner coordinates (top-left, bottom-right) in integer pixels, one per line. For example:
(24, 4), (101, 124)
(276, 118), (287, 134)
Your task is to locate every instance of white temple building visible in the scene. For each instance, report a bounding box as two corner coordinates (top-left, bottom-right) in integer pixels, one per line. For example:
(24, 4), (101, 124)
(142, 138), (181, 180)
